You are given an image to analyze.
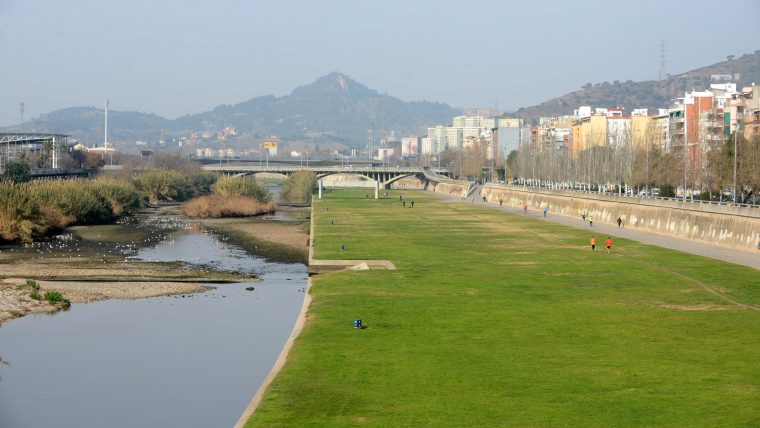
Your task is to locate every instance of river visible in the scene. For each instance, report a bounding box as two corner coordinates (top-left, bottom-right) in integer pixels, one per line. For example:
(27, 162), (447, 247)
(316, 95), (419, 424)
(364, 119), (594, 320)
(0, 206), (308, 427)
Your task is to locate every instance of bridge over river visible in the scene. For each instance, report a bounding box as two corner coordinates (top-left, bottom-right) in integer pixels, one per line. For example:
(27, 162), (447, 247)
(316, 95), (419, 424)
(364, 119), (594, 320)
(202, 165), (460, 197)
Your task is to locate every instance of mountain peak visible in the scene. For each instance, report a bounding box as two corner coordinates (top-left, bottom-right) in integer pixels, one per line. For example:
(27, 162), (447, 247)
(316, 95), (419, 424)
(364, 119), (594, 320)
(291, 72), (375, 98)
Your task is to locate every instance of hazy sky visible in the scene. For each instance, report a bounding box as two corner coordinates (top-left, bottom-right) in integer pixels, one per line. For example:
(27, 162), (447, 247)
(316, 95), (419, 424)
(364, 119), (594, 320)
(1, 0), (759, 127)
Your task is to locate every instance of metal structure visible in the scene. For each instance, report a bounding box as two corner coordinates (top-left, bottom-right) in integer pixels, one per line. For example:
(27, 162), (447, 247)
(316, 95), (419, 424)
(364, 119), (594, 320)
(0, 133), (70, 174)
(204, 164), (453, 187)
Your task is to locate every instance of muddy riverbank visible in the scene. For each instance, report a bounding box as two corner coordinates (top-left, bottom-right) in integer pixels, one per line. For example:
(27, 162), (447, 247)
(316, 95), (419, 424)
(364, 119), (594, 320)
(0, 203), (309, 325)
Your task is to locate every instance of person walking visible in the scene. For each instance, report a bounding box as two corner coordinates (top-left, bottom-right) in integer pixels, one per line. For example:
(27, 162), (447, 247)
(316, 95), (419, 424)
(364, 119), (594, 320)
(616, 216), (622, 228)
(411, 201), (415, 208)
(499, 199), (503, 206)
(523, 203), (528, 214)
(543, 206), (548, 217)
(581, 212), (586, 222)
(589, 214), (594, 227)
(605, 237), (613, 254)
(590, 235), (597, 252)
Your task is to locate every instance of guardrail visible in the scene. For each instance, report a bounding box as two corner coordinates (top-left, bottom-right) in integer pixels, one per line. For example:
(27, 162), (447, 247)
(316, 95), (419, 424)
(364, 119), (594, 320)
(203, 165), (448, 174)
(500, 183), (760, 209)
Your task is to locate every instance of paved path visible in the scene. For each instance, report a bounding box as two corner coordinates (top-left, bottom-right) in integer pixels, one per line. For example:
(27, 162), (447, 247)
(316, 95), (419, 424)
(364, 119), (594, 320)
(435, 192), (760, 271)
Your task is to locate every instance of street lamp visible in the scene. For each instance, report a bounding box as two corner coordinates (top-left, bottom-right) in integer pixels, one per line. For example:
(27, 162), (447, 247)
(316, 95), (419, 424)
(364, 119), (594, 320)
(733, 136), (738, 203)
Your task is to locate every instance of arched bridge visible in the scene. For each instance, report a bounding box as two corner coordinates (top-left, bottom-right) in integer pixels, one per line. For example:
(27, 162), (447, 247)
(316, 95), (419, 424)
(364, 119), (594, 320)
(203, 165), (453, 188)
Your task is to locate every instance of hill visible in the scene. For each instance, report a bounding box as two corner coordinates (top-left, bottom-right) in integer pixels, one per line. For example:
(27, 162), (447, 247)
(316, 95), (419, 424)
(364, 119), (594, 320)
(7, 73), (460, 147)
(512, 50), (760, 122)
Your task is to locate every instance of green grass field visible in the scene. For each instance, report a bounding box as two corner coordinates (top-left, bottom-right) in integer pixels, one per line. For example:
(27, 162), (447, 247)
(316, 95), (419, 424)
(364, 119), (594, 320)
(247, 189), (760, 427)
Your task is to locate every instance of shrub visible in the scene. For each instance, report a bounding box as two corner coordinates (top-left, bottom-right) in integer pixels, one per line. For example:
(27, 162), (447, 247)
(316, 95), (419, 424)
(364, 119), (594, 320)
(43, 290), (70, 305)
(17, 279), (41, 291)
(188, 171), (219, 196)
(26, 279), (40, 290)
(29, 181), (114, 224)
(182, 195), (276, 218)
(0, 181), (44, 243)
(213, 176), (271, 203)
(134, 169), (194, 203)
(281, 170), (317, 203)
(29, 291), (41, 301)
(3, 159), (31, 183)
(93, 178), (143, 215)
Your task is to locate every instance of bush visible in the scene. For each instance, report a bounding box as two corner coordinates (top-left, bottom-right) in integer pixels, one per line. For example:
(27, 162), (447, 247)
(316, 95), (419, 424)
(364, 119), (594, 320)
(134, 169), (194, 203)
(182, 195), (276, 218)
(43, 290), (70, 305)
(188, 171), (219, 196)
(29, 291), (41, 301)
(0, 181), (44, 243)
(213, 176), (271, 203)
(29, 181), (114, 225)
(17, 279), (41, 291)
(281, 171), (317, 203)
(3, 159), (31, 183)
(93, 178), (143, 216)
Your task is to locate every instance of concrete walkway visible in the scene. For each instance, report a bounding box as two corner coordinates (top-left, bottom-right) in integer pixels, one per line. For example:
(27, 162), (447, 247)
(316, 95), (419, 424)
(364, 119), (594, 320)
(435, 192), (760, 271)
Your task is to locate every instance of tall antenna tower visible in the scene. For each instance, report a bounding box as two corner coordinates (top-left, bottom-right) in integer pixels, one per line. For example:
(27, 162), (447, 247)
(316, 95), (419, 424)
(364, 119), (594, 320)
(658, 40), (666, 81)
(19, 102), (24, 133)
(104, 98), (109, 150)
(368, 122), (374, 161)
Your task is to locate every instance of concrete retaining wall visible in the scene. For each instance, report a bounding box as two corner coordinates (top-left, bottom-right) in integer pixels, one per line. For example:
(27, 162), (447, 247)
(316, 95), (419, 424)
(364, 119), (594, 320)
(390, 177), (426, 190)
(481, 184), (760, 252)
(428, 181), (469, 198)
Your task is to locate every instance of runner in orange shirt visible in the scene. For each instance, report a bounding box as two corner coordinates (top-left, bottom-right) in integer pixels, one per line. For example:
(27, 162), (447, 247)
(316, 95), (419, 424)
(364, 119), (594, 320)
(605, 237), (613, 254)
(590, 236), (597, 252)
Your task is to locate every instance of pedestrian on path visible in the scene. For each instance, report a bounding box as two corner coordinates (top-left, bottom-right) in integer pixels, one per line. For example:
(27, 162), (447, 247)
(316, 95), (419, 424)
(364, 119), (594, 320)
(605, 237), (613, 254)
(589, 214), (594, 227)
(543, 206), (548, 217)
(523, 203), (528, 214)
(411, 201), (415, 208)
(590, 236), (597, 252)
(617, 216), (622, 228)
(403, 201), (406, 207)
(499, 199), (503, 206)
(581, 212), (586, 222)
(483, 196), (487, 203)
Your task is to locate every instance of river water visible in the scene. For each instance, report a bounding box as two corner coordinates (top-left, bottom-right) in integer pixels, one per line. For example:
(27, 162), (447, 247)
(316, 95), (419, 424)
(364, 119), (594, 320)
(0, 210), (308, 427)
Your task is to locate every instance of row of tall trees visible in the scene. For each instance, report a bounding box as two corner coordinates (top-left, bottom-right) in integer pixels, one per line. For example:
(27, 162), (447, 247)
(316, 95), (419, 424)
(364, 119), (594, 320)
(505, 133), (760, 203)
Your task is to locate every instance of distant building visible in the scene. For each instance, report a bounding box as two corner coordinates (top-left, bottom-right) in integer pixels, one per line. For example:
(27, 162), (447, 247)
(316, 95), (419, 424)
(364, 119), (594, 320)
(401, 137), (419, 156)
(378, 147), (395, 160)
(0, 133), (71, 173)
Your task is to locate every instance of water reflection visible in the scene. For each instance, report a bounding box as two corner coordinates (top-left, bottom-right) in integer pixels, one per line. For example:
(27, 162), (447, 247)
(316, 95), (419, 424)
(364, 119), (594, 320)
(0, 228), (307, 428)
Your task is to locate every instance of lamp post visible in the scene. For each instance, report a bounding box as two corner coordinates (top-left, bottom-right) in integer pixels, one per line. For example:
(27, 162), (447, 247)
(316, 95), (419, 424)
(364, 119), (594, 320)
(19, 102), (24, 133)
(733, 135), (738, 203)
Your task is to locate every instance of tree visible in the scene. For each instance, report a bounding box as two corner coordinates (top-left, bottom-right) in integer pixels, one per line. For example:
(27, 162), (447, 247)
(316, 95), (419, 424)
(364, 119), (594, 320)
(149, 151), (201, 172)
(70, 149), (87, 168)
(3, 158), (31, 183)
(84, 152), (105, 169)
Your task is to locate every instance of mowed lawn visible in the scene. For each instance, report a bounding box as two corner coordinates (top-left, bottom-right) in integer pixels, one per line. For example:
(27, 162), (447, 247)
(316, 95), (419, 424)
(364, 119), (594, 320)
(248, 189), (760, 427)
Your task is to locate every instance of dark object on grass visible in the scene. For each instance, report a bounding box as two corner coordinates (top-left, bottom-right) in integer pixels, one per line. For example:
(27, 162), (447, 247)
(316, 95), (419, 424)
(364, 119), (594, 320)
(354, 319), (362, 329)
(340, 244), (345, 251)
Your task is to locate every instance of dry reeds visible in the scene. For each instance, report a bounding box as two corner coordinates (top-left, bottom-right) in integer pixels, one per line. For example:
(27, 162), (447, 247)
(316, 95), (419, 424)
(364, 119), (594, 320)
(0, 178), (144, 243)
(182, 195), (276, 218)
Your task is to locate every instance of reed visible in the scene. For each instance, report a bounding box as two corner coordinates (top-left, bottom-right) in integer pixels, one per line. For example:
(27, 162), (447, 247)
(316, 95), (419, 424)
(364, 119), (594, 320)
(212, 175), (271, 203)
(182, 195), (275, 218)
(281, 170), (317, 204)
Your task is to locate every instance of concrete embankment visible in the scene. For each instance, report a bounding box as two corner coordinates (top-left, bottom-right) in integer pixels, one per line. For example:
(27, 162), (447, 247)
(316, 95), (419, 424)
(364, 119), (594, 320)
(425, 181), (470, 198)
(481, 184), (760, 252)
